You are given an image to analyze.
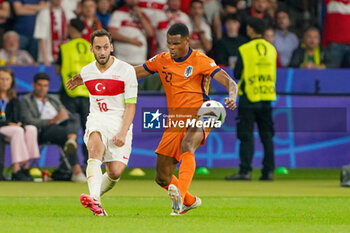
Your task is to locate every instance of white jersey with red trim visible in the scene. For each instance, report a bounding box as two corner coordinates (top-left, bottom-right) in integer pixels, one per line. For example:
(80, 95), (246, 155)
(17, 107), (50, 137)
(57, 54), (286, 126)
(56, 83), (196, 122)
(108, 6), (148, 65)
(189, 20), (212, 53)
(139, 0), (167, 27)
(155, 10), (192, 53)
(81, 56), (138, 119)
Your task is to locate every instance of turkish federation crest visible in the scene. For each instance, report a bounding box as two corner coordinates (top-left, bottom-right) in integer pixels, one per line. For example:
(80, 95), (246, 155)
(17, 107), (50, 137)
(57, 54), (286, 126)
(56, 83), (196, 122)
(184, 65), (193, 79)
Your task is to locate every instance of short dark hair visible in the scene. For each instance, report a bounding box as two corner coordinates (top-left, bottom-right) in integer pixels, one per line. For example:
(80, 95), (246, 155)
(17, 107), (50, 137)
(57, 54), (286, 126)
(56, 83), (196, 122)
(190, 0), (203, 7)
(222, 0), (239, 8)
(33, 72), (50, 83)
(70, 18), (85, 33)
(224, 14), (240, 23)
(90, 29), (112, 45)
(247, 17), (266, 35)
(167, 23), (189, 38)
(304, 26), (320, 36)
(275, 8), (290, 18)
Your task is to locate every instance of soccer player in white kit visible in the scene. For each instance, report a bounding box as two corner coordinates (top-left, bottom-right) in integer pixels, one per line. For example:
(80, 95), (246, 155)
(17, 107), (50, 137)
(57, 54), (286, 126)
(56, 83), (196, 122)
(77, 29), (138, 216)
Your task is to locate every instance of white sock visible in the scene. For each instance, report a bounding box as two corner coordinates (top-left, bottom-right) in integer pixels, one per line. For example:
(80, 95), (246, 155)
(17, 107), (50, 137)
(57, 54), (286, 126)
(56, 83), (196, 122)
(86, 158), (102, 201)
(100, 172), (120, 196)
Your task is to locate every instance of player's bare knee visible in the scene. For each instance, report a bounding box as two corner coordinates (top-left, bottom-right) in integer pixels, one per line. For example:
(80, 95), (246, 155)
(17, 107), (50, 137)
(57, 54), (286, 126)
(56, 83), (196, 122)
(155, 174), (170, 187)
(87, 146), (104, 159)
(107, 170), (122, 180)
(180, 138), (195, 154)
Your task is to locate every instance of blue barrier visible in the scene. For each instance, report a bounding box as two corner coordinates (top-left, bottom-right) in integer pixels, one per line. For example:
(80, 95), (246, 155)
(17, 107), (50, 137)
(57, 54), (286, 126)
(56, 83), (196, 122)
(3, 66), (350, 168)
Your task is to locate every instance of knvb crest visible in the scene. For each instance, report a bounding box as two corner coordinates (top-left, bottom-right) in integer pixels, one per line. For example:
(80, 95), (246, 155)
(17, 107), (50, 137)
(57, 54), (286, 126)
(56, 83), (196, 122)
(184, 65), (193, 79)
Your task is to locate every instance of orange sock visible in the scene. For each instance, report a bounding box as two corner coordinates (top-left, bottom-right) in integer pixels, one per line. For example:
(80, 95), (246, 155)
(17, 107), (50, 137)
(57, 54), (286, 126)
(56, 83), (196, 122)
(162, 175), (196, 206)
(178, 152), (196, 203)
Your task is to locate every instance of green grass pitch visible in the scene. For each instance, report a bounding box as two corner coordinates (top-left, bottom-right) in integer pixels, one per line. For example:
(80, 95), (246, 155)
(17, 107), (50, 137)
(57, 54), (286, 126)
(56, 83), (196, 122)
(1, 169), (350, 233)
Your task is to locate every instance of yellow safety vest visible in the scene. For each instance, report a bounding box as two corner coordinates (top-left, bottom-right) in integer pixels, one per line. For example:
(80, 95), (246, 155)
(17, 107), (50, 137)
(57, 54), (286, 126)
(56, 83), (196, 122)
(238, 38), (277, 102)
(61, 38), (95, 97)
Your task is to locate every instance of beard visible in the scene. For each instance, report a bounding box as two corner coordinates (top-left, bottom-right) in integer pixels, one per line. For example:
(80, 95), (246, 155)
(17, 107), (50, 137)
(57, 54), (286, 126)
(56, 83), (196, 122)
(95, 53), (110, 65)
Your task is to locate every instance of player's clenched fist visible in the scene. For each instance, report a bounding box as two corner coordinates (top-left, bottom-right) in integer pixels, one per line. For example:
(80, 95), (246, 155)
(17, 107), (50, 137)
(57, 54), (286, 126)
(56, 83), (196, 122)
(113, 133), (126, 147)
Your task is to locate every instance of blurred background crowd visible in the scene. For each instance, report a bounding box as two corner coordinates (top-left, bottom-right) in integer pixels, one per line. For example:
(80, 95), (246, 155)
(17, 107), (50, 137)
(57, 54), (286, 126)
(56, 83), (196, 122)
(0, 0), (348, 70)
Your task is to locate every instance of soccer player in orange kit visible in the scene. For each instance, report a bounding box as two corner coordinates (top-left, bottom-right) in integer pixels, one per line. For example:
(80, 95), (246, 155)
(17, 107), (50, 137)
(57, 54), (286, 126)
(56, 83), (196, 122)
(67, 23), (237, 215)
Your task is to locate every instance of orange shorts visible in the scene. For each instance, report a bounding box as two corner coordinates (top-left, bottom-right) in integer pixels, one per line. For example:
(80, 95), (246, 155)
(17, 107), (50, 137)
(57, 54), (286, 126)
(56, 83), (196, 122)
(155, 127), (211, 161)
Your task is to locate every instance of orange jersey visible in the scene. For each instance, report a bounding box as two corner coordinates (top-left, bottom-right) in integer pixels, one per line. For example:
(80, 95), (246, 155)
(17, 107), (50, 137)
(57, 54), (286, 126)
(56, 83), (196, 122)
(144, 48), (221, 110)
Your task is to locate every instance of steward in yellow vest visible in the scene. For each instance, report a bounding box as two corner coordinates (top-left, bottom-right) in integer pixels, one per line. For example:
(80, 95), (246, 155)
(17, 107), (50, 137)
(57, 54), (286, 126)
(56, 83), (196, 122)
(225, 17), (276, 182)
(56, 18), (95, 162)
(60, 38), (95, 98)
(237, 38), (277, 102)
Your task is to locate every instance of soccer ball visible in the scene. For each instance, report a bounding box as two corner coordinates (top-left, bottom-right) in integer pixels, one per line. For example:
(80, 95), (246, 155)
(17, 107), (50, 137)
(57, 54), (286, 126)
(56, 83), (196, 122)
(197, 100), (226, 124)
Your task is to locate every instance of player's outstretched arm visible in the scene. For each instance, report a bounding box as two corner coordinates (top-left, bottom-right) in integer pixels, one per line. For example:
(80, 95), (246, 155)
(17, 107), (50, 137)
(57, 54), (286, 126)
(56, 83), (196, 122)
(134, 65), (152, 79)
(213, 69), (238, 110)
(66, 74), (84, 90)
(113, 103), (136, 147)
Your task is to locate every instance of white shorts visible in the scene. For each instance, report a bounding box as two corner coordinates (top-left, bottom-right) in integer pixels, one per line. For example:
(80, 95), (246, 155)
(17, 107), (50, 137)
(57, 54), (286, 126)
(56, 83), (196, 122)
(84, 114), (133, 165)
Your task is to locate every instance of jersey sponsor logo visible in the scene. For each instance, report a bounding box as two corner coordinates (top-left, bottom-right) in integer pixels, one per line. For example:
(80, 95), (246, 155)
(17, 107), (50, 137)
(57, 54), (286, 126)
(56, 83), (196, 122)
(123, 156), (128, 160)
(96, 98), (104, 101)
(85, 79), (125, 96)
(184, 65), (193, 78)
(210, 62), (216, 67)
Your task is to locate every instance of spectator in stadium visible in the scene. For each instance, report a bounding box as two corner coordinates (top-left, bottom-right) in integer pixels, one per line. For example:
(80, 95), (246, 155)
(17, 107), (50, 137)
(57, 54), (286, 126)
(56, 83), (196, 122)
(274, 9), (299, 67)
(0, 31), (36, 65)
(266, 0), (278, 19)
(153, 0), (191, 54)
(138, 0), (166, 26)
(215, 14), (247, 67)
(264, 27), (281, 67)
(323, 0), (350, 68)
(0, 67), (40, 181)
(96, 0), (111, 29)
(11, 0), (50, 60)
(20, 72), (86, 182)
(80, 0), (103, 41)
(189, 0), (212, 54)
(34, 0), (70, 66)
(221, 0), (238, 18)
(282, 0), (318, 39)
(221, 0), (246, 18)
(238, 0), (273, 36)
(289, 27), (333, 69)
(62, 0), (81, 20)
(226, 18), (276, 181)
(108, 0), (153, 65)
(202, 0), (222, 39)
(57, 18), (95, 163)
(0, 0), (10, 48)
